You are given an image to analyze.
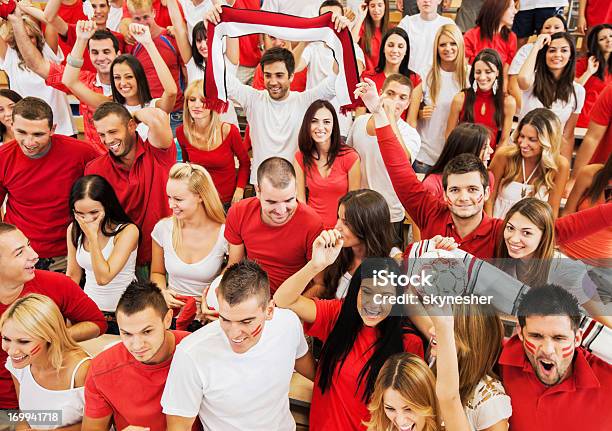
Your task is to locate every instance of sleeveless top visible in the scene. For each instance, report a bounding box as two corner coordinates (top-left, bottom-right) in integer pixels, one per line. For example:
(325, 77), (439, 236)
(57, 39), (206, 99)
(493, 160), (549, 219)
(6, 356), (91, 429)
(76, 225), (137, 312)
(465, 375), (512, 430)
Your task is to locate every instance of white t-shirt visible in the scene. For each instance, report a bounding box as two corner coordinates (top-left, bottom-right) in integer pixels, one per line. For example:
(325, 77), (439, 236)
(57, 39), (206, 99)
(0, 46), (76, 136)
(84, 1), (123, 32)
(179, 0), (212, 43)
(398, 14), (455, 78)
(518, 0), (567, 11)
(227, 72), (336, 184)
(465, 375), (512, 430)
(151, 218), (228, 297)
(518, 82), (585, 129)
(508, 43), (533, 75)
(261, 0), (322, 17)
(417, 69), (465, 166)
(347, 114), (420, 222)
(161, 307), (309, 431)
(124, 99), (158, 140)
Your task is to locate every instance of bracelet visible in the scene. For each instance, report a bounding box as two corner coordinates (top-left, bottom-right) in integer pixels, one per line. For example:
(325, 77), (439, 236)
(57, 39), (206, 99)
(66, 54), (84, 68)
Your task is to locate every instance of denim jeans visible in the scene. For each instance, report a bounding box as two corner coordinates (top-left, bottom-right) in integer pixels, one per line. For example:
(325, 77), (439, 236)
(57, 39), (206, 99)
(170, 110), (183, 137)
(412, 159), (433, 175)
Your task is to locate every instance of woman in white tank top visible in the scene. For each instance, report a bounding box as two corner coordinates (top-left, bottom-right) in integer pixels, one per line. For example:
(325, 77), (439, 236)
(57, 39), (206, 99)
(1, 294), (92, 429)
(66, 175), (139, 334)
(487, 108), (568, 219)
(151, 163), (228, 322)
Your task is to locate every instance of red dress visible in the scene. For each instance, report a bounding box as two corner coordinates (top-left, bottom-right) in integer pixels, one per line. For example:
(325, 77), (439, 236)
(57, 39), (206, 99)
(461, 89), (500, 150)
(576, 56), (612, 128)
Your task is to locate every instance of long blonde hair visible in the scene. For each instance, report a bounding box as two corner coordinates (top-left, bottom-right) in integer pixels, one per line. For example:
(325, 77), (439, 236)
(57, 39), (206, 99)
(0, 294), (83, 372)
(5, 16), (45, 71)
(365, 353), (441, 431)
(500, 108), (562, 194)
(182, 80), (221, 150)
(426, 24), (467, 106)
(168, 163), (226, 251)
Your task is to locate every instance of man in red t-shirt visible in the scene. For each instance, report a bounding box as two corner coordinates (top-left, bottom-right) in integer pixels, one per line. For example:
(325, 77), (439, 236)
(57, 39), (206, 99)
(0, 98), (99, 270)
(223, 157), (324, 294)
(499, 284), (612, 430)
(44, 0), (126, 73)
(0, 223), (106, 408)
(83, 280), (192, 431)
(86, 102), (175, 270)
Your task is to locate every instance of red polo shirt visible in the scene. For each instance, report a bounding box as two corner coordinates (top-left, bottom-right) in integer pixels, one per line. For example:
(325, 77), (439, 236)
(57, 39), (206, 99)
(499, 335), (612, 430)
(589, 83), (612, 164)
(85, 136), (176, 265)
(45, 62), (108, 154)
(375, 125), (612, 258)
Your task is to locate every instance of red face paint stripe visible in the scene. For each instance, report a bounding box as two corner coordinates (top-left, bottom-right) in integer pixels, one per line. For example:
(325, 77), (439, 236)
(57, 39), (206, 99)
(250, 324), (263, 337)
(30, 344), (41, 356)
(524, 339), (537, 355)
(562, 345), (574, 358)
(476, 194), (484, 203)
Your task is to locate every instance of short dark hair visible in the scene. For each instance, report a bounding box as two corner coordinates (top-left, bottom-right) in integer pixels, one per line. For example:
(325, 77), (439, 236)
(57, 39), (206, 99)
(257, 157), (296, 189)
(218, 260), (270, 308)
(517, 284), (581, 332)
(0, 222), (17, 237)
(89, 29), (120, 53)
(116, 280), (169, 319)
(319, 0), (343, 14)
(260, 47), (295, 76)
(442, 153), (489, 190)
(12, 97), (53, 129)
(382, 73), (413, 92)
(93, 101), (133, 124)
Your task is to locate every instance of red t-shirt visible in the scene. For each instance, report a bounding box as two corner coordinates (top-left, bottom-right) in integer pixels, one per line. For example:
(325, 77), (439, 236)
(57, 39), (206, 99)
(224, 197), (323, 292)
(234, 0), (262, 67)
(176, 123), (251, 203)
(576, 56), (612, 128)
(0, 270), (107, 408)
(588, 83), (612, 164)
(85, 330), (190, 431)
(122, 0), (183, 28)
(251, 63), (308, 92)
(375, 125), (612, 257)
(130, 32), (183, 111)
(461, 89), (500, 150)
(585, 0), (612, 27)
(463, 27), (517, 65)
(359, 25), (383, 73)
(61, 24), (126, 74)
(0, 135), (99, 257)
(56, 1), (88, 62)
(305, 299), (424, 431)
(85, 136), (176, 265)
(44, 62), (107, 154)
(499, 335), (612, 430)
(295, 147), (359, 229)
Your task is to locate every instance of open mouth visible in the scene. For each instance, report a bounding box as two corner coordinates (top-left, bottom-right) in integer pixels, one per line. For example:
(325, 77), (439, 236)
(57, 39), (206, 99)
(539, 359), (556, 375)
(397, 423), (415, 431)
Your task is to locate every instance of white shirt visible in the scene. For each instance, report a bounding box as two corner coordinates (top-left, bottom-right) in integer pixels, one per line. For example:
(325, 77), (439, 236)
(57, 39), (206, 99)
(261, 0), (323, 17)
(0, 46), (76, 136)
(508, 43), (533, 75)
(124, 99), (158, 140)
(398, 14), (454, 78)
(179, 0), (212, 43)
(417, 69), (465, 166)
(518, 0), (567, 11)
(518, 82), (585, 129)
(161, 307), (309, 431)
(151, 218), (228, 297)
(84, 1), (124, 32)
(227, 72), (337, 184)
(465, 376), (512, 430)
(347, 114), (421, 222)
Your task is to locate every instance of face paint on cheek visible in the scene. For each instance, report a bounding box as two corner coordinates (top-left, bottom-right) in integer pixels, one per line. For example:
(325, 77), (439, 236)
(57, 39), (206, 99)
(30, 344), (42, 356)
(475, 194), (484, 204)
(561, 344), (574, 358)
(250, 324), (263, 338)
(524, 339), (537, 355)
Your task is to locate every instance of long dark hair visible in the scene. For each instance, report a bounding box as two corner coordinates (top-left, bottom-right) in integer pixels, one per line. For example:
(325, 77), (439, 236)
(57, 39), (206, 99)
(533, 32), (577, 109)
(362, 0), (389, 56)
(110, 54), (152, 106)
(69, 175), (134, 248)
(426, 123), (491, 177)
(475, 0), (513, 42)
(582, 152), (612, 204)
(298, 100), (346, 171)
(317, 258), (412, 402)
(462, 49), (505, 129)
(374, 27), (413, 78)
(192, 21), (207, 71)
(586, 24), (612, 81)
(0, 89), (22, 138)
(323, 190), (395, 298)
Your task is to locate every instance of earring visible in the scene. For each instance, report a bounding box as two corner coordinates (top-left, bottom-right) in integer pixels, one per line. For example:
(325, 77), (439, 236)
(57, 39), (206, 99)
(492, 79), (498, 95)
(472, 80), (478, 92)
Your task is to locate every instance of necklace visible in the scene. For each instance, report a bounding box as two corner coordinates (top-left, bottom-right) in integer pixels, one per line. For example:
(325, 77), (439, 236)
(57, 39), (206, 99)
(521, 158), (538, 198)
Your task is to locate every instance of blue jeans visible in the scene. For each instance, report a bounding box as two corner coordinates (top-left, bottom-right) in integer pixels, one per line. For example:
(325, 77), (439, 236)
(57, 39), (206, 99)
(412, 159), (433, 174)
(170, 110), (183, 137)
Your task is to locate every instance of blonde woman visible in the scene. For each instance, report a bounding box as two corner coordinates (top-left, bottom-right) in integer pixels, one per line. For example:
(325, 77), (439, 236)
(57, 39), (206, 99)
(175, 80), (250, 209)
(150, 163), (228, 313)
(1, 294), (91, 429)
(486, 108), (569, 219)
(415, 24), (469, 173)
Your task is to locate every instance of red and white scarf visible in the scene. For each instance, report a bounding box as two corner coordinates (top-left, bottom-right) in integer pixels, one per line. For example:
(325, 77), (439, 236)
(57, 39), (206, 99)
(204, 6), (360, 112)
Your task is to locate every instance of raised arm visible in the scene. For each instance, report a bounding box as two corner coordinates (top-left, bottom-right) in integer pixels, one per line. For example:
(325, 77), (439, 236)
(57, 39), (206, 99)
(129, 23), (177, 113)
(273, 230), (343, 324)
(166, 0), (191, 64)
(42, 0), (69, 35)
(61, 20), (111, 108)
(132, 106), (173, 149)
(517, 34), (549, 91)
(555, 202), (612, 245)
(6, 10), (50, 77)
(350, 1), (367, 42)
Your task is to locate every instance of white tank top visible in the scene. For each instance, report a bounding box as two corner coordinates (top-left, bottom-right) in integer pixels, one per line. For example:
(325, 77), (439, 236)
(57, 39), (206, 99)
(76, 226), (137, 312)
(5, 356), (90, 429)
